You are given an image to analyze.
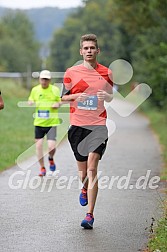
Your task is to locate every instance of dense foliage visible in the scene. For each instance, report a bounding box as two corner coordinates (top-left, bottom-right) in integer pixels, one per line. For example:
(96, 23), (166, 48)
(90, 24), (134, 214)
(0, 11), (41, 72)
(49, 0), (167, 110)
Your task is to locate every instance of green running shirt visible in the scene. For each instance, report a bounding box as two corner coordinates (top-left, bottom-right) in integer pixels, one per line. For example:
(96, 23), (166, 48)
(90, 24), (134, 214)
(28, 84), (61, 127)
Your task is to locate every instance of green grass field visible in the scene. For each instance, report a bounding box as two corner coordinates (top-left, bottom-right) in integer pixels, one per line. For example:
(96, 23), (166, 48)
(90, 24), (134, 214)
(0, 80), (33, 170)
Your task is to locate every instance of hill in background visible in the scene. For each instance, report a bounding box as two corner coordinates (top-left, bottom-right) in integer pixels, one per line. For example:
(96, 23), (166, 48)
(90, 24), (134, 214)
(0, 7), (76, 43)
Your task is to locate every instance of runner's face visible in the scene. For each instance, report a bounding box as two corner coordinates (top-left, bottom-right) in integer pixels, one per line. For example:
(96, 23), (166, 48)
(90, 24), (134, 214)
(40, 78), (50, 89)
(80, 41), (99, 63)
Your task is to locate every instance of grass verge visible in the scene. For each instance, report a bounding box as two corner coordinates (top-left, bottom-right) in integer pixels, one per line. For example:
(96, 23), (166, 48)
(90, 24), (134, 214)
(147, 201), (167, 252)
(140, 101), (167, 180)
(0, 79), (34, 171)
(140, 101), (167, 252)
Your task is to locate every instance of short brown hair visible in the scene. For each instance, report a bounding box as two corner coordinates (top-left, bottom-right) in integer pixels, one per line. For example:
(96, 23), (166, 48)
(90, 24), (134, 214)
(80, 34), (98, 49)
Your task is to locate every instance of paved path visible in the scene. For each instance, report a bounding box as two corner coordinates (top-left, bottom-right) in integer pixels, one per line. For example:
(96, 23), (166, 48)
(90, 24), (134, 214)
(0, 99), (164, 252)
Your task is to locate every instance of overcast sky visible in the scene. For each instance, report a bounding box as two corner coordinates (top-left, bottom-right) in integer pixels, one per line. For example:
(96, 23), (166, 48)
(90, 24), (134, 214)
(0, 0), (83, 9)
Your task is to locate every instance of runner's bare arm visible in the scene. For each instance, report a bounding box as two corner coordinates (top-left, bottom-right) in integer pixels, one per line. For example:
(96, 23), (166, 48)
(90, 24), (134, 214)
(61, 93), (87, 102)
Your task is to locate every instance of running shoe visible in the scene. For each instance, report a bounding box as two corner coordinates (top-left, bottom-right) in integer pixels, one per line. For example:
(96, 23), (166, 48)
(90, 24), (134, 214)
(48, 157), (56, 172)
(39, 167), (46, 176)
(79, 187), (88, 206)
(81, 213), (94, 229)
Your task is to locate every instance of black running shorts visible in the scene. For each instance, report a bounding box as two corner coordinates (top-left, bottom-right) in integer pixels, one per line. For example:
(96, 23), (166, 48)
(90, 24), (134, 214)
(68, 125), (108, 161)
(35, 126), (57, 140)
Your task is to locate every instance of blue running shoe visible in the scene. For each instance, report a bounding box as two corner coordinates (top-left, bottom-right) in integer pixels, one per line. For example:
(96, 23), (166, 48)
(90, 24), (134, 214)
(79, 187), (88, 206)
(81, 213), (94, 229)
(49, 158), (56, 172)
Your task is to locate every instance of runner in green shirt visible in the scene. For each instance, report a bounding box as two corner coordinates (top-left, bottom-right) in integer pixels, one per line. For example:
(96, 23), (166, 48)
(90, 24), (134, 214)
(28, 70), (61, 176)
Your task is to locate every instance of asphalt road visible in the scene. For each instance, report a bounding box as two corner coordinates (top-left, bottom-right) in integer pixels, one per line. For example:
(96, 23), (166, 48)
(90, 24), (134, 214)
(0, 99), (164, 252)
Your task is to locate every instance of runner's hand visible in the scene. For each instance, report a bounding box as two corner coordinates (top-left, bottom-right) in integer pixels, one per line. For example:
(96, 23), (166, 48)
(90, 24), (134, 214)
(76, 93), (87, 102)
(97, 90), (106, 101)
(52, 102), (60, 108)
(28, 100), (35, 106)
(97, 90), (113, 102)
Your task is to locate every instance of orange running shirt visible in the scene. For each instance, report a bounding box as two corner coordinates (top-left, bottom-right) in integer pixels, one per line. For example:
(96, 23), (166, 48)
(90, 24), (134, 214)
(63, 63), (113, 126)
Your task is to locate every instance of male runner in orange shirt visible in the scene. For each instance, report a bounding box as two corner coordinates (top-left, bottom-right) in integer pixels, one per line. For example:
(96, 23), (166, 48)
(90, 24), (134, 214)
(62, 34), (113, 229)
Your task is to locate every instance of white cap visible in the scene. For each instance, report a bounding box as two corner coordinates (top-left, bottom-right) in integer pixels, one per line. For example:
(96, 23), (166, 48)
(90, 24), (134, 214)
(39, 70), (51, 79)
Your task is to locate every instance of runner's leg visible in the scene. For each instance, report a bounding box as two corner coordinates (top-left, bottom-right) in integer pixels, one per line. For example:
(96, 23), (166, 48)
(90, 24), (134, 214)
(48, 140), (56, 158)
(35, 138), (44, 167)
(77, 161), (88, 189)
(87, 152), (100, 214)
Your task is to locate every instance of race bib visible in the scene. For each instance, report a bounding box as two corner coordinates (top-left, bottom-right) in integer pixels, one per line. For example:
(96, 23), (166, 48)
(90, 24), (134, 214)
(77, 95), (98, 110)
(38, 110), (49, 118)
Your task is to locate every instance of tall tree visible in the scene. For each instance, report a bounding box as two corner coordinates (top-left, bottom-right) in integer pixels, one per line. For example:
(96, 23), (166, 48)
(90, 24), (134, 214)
(111, 0), (167, 108)
(49, 0), (129, 71)
(0, 11), (41, 72)
(49, 0), (167, 109)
